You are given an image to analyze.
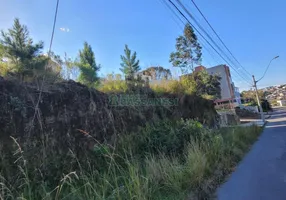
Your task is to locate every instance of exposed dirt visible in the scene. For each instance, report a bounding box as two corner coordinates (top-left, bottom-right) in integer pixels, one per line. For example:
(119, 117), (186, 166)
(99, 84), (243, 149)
(0, 77), (218, 151)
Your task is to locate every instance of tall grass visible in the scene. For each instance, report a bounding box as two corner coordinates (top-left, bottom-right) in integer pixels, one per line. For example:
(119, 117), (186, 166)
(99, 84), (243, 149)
(98, 75), (198, 95)
(0, 120), (262, 200)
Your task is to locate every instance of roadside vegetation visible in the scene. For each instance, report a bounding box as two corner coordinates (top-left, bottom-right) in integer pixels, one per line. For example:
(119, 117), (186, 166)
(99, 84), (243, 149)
(0, 120), (262, 200)
(0, 18), (263, 200)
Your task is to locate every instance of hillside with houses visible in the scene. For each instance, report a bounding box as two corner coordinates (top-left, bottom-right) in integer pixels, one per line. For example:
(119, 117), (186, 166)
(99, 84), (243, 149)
(264, 84), (286, 100)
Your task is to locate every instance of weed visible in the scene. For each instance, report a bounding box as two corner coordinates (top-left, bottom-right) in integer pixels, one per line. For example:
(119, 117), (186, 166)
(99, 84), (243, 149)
(0, 121), (262, 199)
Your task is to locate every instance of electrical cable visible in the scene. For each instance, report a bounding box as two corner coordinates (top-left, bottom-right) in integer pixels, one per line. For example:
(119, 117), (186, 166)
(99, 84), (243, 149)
(175, 0), (252, 80)
(190, 0), (252, 77)
(48, 0), (60, 57)
(166, 0), (253, 86)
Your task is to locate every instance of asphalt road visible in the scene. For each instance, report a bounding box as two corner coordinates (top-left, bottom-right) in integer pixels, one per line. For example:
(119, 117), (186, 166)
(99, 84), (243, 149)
(217, 107), (286, 200)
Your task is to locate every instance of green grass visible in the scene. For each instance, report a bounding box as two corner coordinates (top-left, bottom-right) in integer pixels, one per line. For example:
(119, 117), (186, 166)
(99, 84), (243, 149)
(0, 120), (262, 200)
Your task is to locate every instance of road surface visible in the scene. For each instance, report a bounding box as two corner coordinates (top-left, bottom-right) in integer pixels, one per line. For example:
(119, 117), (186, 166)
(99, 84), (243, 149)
(217, 107), (286, 200)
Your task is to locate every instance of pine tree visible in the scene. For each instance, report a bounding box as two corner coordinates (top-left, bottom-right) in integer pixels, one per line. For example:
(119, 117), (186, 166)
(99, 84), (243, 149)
(120, 44), (140, 79)
(77, 42), (100, 87)
(170, 24), (202, 74)
(0, 18), (45, 77)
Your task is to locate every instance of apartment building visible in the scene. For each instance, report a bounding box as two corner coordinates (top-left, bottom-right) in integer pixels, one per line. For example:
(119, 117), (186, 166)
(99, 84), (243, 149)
(194, 65), (241, 105)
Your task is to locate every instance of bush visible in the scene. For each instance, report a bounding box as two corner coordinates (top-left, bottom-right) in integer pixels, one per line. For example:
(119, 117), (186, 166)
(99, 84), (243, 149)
(117, 119), (203, 157)
(150, 78), (195, 95)
(99, 79), (128, 93)
(150, 80), (185, 94)
(0, 119), (262, 200)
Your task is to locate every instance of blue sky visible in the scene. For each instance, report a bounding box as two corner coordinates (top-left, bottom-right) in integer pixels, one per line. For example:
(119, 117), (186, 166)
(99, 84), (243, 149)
(1, 0), (285, 91)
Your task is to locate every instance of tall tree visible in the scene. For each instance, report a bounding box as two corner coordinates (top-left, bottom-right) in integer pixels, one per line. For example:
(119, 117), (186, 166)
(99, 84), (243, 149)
(76, 42), (100, 87)
(120, 44), (140, 78)
(141, 66), (172, 80)
(170, 24), (202, 74)
(0, 18), (45, 78)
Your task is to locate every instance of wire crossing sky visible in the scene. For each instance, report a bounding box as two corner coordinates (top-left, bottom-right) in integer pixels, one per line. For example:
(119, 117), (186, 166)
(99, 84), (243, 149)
(0, 0), (285, 91)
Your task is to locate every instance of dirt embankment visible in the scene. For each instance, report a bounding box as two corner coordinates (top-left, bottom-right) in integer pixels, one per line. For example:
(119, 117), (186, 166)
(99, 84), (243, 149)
(0, 77), (218, 150)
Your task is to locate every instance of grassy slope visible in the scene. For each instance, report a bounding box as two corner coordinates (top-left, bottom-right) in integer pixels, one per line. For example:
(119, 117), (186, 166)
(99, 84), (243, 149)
(0, 121), (262, 200)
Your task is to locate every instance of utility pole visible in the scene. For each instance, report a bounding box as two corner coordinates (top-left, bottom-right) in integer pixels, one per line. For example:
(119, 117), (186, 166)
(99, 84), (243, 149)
(252, 75), (265, 123)
(251, 56), (279, 123)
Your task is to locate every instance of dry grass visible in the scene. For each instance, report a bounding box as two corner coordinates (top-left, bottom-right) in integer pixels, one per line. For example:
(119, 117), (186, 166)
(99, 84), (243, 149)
(0, 120), (262, 200)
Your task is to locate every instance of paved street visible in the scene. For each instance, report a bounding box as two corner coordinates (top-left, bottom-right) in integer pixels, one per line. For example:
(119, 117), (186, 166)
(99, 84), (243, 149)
(217, 107), (286, 200)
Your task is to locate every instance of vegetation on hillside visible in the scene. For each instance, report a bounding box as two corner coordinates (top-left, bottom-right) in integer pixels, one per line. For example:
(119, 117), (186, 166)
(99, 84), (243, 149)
(0, 18), (222, 100)
(0, 118), (262, 200)
(140, 66), (172, 80)
(120, 44), (141, 78)
(0, 18), (261, 200)
(241, 89), (272, 111)
(76, 42), (101, 87)
(0, 18), (49, 79)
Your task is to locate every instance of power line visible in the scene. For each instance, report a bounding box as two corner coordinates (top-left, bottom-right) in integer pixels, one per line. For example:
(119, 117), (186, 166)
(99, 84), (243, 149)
(48, 0), (60, 57)
(172, 0), (252, 85)
(166, 0), (253, 86)
(174, 0), (252, 80)
(190, 0), (252, 77)
(160, 0), (217, 68)
(29, 0), (61, 135)
(159, 0), (185, 29)
(161, 0), (252, 86)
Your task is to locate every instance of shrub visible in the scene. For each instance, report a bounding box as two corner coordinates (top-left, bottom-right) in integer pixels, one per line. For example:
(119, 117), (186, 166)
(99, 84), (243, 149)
(0, 120), (262, 200)
(117, 119), (204, 157)
(99, 79), (128, 93)
(150, 78), (195, 95)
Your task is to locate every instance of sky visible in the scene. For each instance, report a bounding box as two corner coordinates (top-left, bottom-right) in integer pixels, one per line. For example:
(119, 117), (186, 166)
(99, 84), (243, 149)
(0, 0), (285, 91)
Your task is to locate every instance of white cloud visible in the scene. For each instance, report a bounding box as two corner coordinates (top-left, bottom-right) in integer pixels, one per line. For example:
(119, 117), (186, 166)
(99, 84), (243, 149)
(59, 27), (70, 32)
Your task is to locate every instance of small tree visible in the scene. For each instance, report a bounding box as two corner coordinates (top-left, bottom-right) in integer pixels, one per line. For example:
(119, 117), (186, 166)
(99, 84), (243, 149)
(120, 44), (140, 79)
(0, 18), (45, 79)
(194, 70), (221, 99)
(76, 42), (100, 87)
(170, 24), (202, 74)
(180, 70), (221, 99)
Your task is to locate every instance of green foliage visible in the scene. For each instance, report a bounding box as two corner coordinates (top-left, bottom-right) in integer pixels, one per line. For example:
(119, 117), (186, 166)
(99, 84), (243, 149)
(0, 43), (4, 58)
(170, 24), (202, 73)
(120, 44), (140, 78)
(99, 73), (128, 93)
(118, 119), (204, 157)
(241, 89), (265, 101)
(193, 70), (221, 99)
(150, 80), (183, 94)
(0, 120), (262, 199)
(0, 61), (10, 76)
(150, 71), (221, 99)
(0, 18), (62, 81)
(0, 18), (45, 79)
(76, 42), (100, 87)
(141, 66), (172, 80)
